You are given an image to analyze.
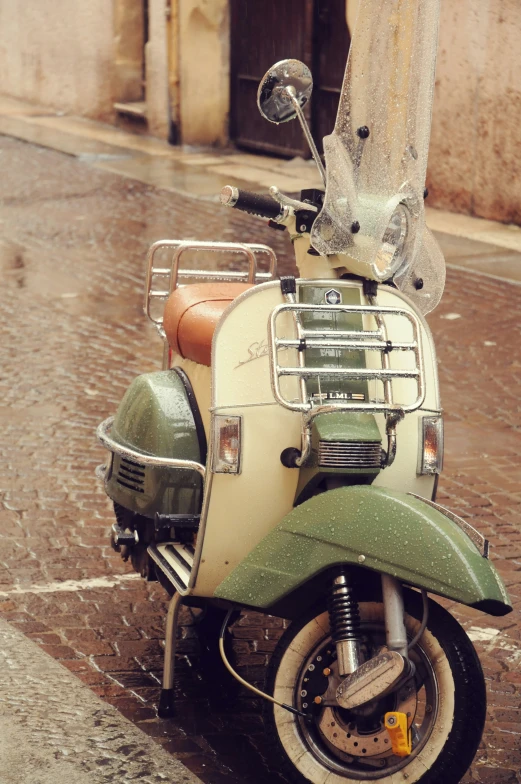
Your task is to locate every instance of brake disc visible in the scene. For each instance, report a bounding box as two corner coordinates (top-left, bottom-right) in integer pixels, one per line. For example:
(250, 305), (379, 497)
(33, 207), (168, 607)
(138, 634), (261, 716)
(309, 659), (417, 759)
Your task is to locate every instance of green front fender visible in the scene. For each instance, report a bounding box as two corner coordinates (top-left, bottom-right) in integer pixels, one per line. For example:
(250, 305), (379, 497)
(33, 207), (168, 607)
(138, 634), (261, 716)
(214, 486), (512, 616)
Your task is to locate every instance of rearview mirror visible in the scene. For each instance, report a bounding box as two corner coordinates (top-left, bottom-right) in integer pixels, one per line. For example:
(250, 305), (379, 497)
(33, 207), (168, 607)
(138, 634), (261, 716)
(257, 59), (313, 124)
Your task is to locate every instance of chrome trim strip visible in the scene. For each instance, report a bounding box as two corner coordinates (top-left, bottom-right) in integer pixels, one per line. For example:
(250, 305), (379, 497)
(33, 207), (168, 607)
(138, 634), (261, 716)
(408, 493), (489, 558)
(96, 416), (206, 480)
(210, 401), (279, 412)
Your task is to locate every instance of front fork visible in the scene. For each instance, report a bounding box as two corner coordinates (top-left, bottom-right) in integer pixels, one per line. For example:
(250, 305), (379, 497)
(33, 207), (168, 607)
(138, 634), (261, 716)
(329, 568), (408, 677)
(156, 570), (410, 720)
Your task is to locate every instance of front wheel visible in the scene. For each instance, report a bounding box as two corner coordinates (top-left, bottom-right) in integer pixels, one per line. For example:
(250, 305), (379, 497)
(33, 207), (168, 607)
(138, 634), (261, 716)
(264, 591), (485, 784)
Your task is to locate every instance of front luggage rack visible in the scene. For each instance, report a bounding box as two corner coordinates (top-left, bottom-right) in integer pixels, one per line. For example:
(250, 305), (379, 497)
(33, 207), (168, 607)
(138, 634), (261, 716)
(144, 240), (277, 336)
(268, 302), (425, 416)
(268, 299), (426, 468)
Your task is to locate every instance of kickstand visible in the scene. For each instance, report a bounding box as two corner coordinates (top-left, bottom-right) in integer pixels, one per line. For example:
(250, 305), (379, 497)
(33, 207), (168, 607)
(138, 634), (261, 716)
(157, 591), (183, 718)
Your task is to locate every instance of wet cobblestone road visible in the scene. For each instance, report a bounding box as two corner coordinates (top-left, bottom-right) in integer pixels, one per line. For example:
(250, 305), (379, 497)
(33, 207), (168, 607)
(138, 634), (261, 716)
(0, 136), (520, 784)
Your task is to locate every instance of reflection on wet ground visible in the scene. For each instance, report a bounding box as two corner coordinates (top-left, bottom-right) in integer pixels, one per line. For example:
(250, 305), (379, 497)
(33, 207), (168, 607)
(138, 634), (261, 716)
(436, 231), (521, 283)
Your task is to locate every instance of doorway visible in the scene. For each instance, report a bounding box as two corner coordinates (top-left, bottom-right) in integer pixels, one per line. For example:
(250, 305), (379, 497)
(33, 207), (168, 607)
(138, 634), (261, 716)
(230, 0), (351, 157)
(113, 0), (149, 121)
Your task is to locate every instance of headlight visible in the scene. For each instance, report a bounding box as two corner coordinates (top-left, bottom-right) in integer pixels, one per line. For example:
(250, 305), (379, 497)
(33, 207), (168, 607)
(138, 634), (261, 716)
(418, 416), (444, 475)
(374, 205), (409, 277)
(212, 415), (242, 474)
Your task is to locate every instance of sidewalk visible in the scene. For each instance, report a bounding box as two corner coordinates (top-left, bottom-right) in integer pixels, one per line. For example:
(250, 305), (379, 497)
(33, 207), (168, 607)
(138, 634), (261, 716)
(0, 617), (203, 784)
(2, 93), (521, 284)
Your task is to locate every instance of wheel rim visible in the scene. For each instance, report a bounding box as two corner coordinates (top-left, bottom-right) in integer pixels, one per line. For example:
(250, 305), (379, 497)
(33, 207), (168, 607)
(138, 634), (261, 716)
(292, 619), (439, 780)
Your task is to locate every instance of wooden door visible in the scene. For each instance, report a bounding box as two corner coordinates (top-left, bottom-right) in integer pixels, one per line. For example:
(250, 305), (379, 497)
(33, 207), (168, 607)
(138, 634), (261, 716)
(230, 0), (314, 157)
(312, 0), (351, 152)
(230, 0), (350, 158)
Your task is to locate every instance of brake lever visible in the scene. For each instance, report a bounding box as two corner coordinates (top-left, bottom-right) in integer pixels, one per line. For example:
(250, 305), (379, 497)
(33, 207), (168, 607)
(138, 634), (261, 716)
(269, 186), (318, 214)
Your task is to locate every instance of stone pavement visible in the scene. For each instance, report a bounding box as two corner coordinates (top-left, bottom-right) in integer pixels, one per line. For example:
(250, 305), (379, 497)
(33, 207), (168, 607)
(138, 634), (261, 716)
(0, 617), (203, 784)
(0, 134), (520, 783)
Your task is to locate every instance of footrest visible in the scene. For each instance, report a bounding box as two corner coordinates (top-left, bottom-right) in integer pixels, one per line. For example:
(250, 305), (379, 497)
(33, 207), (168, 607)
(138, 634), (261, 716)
(148, 542), (195, 592)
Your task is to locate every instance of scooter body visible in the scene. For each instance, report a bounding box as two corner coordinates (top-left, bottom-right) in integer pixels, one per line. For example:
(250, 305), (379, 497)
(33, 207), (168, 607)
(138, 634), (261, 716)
(96, 0), (511, 780)
(99, 267), (508, 615)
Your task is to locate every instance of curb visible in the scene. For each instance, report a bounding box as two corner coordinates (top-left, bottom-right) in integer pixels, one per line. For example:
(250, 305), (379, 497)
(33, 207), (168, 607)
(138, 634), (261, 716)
(0, 618), (204, 784)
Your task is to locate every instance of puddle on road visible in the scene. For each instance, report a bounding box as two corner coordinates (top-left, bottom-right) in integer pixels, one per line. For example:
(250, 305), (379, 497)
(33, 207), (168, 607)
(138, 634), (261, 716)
(93, 154), (257, 198)
(0, 238), (80, 297)
(0, 236), (143, 323)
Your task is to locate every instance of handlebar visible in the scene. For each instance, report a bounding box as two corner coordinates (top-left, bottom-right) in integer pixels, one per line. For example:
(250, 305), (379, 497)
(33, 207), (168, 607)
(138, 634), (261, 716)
(220, 185), (284, 221)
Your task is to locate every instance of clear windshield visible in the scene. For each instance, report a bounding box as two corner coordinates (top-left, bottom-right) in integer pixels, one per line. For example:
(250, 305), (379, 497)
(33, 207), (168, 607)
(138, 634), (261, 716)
(310, 0), (445, 313)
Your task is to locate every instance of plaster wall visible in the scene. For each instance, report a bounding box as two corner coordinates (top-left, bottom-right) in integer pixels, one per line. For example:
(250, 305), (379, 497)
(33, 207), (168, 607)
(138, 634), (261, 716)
(114, 0), (145, 103)
(146, 0), (170, 137)
(346, 0), (521, 223)
(0, 1), (115, 119)
(430, 0), (521, 223)
(178, 0), (230, 146)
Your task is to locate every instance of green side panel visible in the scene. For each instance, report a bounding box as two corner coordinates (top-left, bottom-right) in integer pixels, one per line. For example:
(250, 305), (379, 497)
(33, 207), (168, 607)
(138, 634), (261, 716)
(105, 371), (203, 518)
(214, 486), (511, 613)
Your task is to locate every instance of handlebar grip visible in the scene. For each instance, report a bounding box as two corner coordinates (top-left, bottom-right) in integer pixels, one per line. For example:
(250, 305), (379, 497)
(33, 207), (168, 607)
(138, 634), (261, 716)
(220, 185), (283, 220)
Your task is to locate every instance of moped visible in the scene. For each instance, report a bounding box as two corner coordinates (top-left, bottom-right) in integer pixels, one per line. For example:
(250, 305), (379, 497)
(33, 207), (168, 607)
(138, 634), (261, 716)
(97, 1), (511, 781)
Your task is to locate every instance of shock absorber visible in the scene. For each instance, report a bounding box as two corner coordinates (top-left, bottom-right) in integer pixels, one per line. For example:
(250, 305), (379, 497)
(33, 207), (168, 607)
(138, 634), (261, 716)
(329, 569), (362, 677)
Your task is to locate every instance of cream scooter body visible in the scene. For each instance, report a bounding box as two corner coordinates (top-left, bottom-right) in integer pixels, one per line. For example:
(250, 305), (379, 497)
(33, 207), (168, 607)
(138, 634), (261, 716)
(96, 1), (512, 781)
(178, 275), (440, 601)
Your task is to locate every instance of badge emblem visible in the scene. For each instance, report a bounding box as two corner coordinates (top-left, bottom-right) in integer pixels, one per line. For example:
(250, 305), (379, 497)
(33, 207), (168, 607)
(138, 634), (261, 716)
(325, 289), (342, 305)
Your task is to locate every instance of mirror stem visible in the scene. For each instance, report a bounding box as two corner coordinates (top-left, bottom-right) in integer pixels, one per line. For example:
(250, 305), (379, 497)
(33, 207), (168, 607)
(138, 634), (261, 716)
(286, 86), (326, 187)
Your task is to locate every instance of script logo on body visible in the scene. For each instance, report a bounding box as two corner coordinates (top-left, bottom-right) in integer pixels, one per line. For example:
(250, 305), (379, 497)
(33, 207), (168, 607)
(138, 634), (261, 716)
(236, 338), (288, 369)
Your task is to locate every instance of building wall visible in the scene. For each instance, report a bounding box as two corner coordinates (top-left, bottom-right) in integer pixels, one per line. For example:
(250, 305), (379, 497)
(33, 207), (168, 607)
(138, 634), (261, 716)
(146, 0), (170, 137)
(429, 0), (521, 223)
(113, 0), (145, 104)
(0, 1), (115, 120)
(0, 0), (519, 222)
(346, 0), (521, 224)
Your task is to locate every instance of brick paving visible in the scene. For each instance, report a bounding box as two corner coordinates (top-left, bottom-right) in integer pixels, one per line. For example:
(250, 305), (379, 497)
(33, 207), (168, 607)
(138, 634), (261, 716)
(0, 135), (519, 783)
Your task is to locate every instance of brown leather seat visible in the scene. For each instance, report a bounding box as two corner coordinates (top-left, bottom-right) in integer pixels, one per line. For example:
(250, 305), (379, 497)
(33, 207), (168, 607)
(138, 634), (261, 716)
(163, 282), (253, 366)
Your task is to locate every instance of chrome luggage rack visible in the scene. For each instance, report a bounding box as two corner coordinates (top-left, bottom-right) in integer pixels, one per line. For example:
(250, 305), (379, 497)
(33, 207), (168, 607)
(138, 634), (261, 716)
(144, 240), (277, 338)
(268, 300), (426, 466)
